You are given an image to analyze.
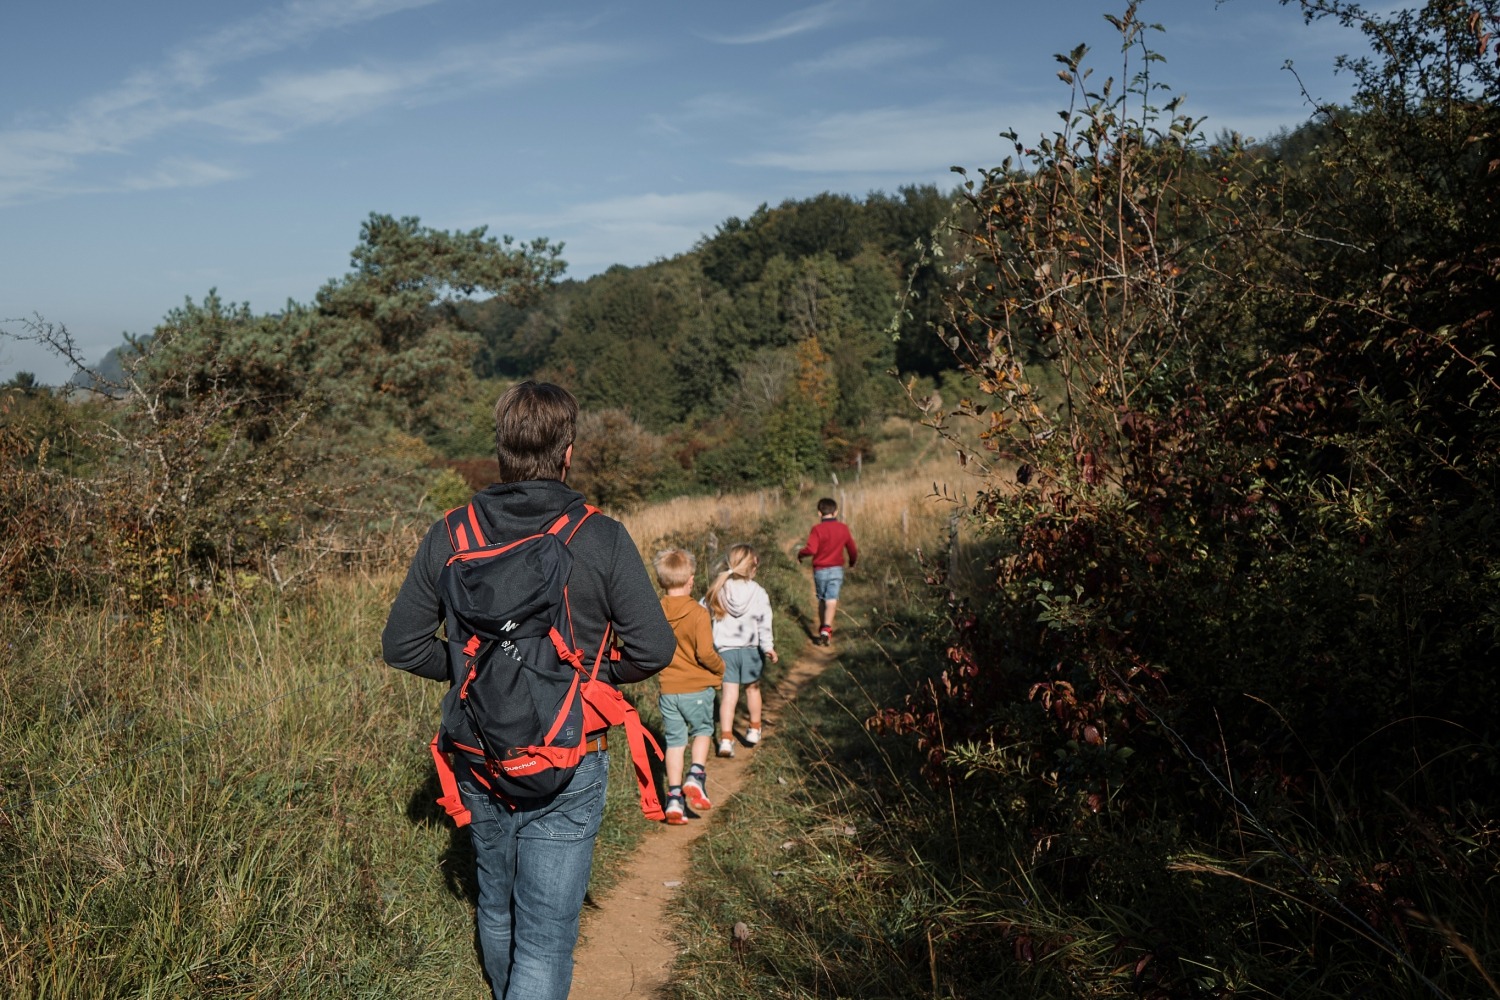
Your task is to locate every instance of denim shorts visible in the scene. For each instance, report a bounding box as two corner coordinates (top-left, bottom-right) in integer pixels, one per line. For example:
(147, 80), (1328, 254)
(720, 646), (764, 685)
(659, 687), (717, 747)
(813, 566), (844, 600)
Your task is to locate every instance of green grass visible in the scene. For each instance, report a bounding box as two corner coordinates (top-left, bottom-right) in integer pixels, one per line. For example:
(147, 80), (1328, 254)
(0, 505), (815, 998)
(653, 528), (1500, 999)
(11, 463), (1489, 998)
(0, 580), (493, 998)
(0, 570), (691, 998)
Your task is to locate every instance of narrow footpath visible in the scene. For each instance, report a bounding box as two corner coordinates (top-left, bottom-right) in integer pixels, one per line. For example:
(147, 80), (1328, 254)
(567, 639), (837, 999)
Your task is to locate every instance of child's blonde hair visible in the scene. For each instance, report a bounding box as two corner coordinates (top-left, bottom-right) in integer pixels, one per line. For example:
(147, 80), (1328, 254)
(705, 543), (759, 619)
(652, 547), (695, 590)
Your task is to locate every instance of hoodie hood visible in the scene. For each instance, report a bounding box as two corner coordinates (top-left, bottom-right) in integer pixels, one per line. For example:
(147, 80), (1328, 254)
(660, 594), (700, 627)
(467, 479), (587, 540)
(717, 576), (757, 616)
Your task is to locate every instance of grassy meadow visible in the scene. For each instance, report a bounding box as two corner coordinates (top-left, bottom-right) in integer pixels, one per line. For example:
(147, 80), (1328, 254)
(0, 429), (961, 999)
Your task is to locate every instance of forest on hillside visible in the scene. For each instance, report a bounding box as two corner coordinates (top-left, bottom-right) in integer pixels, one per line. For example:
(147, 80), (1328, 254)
(3, 181), (962, 601)
(3, 0), (1499, 996)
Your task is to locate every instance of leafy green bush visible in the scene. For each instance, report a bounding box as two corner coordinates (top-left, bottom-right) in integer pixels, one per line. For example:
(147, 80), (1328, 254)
(871, 2), (1500, 995)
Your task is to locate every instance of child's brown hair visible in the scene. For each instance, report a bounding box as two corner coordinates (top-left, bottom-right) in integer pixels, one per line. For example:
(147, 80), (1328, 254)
(817, 497), (838, 516)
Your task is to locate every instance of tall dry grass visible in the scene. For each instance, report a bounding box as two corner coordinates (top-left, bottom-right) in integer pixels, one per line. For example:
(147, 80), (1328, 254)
(0, 548), (687, 997)
(0, 573), (489, 998)
(619, 456), (973, 561)
(0, 427), (984, 997)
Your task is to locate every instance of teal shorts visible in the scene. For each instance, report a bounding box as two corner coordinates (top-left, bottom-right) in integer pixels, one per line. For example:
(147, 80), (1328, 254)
(659, 687), (717, 747)
(720, 646), (764, 685)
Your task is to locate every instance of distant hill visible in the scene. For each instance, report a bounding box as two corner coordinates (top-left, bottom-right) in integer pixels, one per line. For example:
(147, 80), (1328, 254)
(68, 338), (147, 397)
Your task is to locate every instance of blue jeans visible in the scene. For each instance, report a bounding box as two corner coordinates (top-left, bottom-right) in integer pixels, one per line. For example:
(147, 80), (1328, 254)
(457, 750), (608, 1000)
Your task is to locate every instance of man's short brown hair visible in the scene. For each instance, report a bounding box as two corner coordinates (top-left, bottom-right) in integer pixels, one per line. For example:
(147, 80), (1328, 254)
(652, 548), (695, 590)
(817, 496), (838, 516)
(494, 380), (577, 483)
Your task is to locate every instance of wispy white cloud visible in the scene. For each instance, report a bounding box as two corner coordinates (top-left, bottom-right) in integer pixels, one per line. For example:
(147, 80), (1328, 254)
(704, 2), (844, 45)
(489, 191), (762, 275)
(115, 158), (244, 193)
(791, 37), (939, 75)
(740, 104), (1042, 175)
(185, 38), (615, 143)
(0, 2), (618, 205)
(77, 0), (446, 125)
(647, 92), (767, 138)
(181, 0), (445, 68)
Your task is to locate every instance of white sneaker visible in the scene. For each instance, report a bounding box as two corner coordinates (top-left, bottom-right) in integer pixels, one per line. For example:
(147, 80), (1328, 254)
(745, 727), (762, 746)
(717, 738), (735, 758)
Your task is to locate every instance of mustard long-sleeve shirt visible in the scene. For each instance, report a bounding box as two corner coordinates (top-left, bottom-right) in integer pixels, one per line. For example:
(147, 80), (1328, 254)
(657, 595), (726, 694)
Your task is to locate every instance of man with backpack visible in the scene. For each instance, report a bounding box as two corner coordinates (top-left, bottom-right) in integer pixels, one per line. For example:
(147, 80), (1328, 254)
(382, 380), (675, 1000)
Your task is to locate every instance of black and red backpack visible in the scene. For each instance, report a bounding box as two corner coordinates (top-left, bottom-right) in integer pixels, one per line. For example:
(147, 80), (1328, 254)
(428, 499), (665, 825)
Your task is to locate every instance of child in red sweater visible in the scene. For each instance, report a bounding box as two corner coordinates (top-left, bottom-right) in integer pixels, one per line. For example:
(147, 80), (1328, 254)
(796, 497), (858, 646)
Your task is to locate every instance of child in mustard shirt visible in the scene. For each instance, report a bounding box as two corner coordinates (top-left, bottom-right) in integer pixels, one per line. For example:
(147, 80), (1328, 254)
(653, 548), (726, 824)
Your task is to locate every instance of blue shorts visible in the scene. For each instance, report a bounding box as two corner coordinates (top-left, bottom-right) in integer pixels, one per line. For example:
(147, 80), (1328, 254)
(719, 646), (764, 685)
(813, 566), (844, 601)
(659, 688), (717, 747)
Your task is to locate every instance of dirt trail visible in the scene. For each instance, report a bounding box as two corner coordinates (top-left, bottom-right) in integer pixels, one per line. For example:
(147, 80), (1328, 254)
(568, 639), (836, 999)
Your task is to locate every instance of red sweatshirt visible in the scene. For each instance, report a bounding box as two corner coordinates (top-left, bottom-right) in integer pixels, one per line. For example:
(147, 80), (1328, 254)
(798, 518), (858, 569)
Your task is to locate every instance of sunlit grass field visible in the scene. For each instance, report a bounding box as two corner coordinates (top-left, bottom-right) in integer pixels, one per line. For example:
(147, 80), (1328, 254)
(0, 426), (962, 998)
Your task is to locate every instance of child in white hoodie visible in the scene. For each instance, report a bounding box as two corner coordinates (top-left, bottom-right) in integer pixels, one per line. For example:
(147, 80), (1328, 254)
(705, 543), (778, 757)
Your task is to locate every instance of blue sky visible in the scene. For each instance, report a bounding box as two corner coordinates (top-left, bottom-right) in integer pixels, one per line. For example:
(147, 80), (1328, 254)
(0, 0), (1361, 384)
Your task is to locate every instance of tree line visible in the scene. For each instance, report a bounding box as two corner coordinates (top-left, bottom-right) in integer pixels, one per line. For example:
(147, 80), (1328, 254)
(1, 184), (961, 602)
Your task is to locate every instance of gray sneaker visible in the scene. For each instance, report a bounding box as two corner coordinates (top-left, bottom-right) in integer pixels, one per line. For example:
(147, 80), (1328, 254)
(664, 793), (688, 825)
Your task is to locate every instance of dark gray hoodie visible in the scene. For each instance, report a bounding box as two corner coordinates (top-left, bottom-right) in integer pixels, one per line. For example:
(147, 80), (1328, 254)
(382, 479), (674, 687)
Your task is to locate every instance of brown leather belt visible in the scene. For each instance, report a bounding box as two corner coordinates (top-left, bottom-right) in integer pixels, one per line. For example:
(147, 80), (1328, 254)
(584, 732), (608, 754)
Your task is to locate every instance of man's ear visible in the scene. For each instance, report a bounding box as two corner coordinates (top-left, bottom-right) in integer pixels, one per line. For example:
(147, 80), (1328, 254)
(562, 443), (574, 482)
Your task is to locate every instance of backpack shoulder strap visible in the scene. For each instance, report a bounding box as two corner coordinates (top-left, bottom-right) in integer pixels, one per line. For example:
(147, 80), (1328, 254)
(550, 502), (599, 659)
(430, 731), (473, 827)
(443, 503), (486, 552)
(449, 500), (597, 552)
(547, 502), (599, 544)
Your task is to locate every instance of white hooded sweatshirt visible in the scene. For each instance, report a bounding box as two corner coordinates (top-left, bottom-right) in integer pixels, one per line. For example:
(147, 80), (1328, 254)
(706, 576), (775, 653)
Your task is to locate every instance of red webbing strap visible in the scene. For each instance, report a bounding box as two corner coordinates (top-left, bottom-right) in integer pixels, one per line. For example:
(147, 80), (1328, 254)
(430, 731), (473, 828)
(434, 513), (476, 828)
(583, 680), (664, 821)
(542, 631), (584, 745)
(465, 504), (485, 546)
(589, 623), (613, 682)
(443, 504), (485, 553)
(560, 505), (598, 544)
(571, 623), (664, 820)
(553, 504), (596, 663)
